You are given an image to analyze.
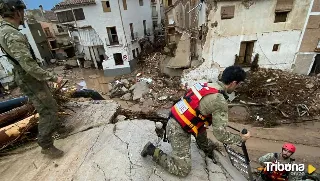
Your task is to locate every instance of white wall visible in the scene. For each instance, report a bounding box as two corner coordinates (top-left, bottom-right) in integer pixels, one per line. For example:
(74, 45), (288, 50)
(55, 0), (153, 70)
(208, 30), (301, 70)
(20, 22), (45, 63)
(202, 0), (311, 69)
(0, 56), (14, 84)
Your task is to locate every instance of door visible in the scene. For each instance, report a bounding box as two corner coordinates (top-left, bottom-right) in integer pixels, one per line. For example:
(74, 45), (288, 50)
(238, 41), (255, 66)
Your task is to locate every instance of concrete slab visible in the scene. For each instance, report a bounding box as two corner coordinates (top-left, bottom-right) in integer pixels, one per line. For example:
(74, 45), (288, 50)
(0, 101), (244, 181)
(166, 32), (191, 69)
(64, 100), (119, 134)
(293, 53), (315, 75)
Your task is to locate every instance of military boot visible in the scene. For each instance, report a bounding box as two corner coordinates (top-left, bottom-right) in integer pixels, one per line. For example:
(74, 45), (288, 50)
(141, 142), (156, 157)
(41, 146), (64, 158)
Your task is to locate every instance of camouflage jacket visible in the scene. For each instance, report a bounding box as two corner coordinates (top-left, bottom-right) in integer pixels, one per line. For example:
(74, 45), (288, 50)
(198, 81), (243, 145)
(0, 20), (57, 82)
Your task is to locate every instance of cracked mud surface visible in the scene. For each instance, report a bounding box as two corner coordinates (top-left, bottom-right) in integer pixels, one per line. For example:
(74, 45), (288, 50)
(0, 101), (236, 181)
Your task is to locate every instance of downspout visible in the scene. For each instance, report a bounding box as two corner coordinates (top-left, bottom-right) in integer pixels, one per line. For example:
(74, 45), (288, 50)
(117, 0), (130, 63)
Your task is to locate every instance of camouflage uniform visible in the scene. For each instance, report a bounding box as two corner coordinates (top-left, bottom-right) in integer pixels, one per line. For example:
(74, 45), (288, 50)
(0, 20), (59, 149)
(151, 81), (243, 177)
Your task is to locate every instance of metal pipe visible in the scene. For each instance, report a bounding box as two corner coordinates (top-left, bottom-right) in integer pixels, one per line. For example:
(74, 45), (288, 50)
(0, 96), (28, 114)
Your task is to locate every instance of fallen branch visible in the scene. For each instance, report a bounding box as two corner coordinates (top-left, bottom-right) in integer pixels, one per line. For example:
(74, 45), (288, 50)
(0, 113), (39, 150)
(0, 104), (35, 127)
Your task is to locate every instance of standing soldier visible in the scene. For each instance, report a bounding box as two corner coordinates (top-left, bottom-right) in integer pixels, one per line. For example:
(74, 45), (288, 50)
(141, 65), (251, 177)
(0, 0), (64, 158)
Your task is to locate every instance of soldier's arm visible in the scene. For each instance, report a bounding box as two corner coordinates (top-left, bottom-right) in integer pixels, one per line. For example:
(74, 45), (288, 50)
(199, 94), (242, 145)
(258, 153), (274, 166)
(4, 31), (58, 82)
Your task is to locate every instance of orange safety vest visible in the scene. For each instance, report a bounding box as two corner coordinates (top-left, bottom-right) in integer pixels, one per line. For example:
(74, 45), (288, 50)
(260, 153), (293, 181)
(169, 82), (228, 137)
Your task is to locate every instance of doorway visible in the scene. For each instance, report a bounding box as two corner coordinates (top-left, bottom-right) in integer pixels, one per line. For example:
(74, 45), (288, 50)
(238, 41), (255, 66)
(114, 53), (123, 65)
(309, 54), (320, 75)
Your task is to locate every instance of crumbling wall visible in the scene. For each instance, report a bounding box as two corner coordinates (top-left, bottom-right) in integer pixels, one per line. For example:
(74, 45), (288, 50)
(201, 0), (310, 70)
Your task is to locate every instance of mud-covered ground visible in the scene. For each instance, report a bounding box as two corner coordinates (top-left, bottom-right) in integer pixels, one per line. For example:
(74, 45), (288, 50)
(234, 68), (320, 127)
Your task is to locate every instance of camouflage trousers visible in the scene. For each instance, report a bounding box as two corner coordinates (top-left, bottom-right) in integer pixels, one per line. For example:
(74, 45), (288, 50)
(153, 117), (214, 177)
(15, 72), (59, 149)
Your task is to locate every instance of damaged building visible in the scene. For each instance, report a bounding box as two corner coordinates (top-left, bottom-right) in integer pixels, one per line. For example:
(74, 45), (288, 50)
(25, 5), (75, 64)
(293, 0), (320, 75)
(52, 0), (155, 75)
(165, 0), (320, 83)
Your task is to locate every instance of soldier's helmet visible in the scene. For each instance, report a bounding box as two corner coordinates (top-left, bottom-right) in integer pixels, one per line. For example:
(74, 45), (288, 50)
(0, 0), (26, 17)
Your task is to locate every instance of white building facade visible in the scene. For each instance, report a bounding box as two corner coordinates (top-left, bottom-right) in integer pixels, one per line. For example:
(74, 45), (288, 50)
(53, 0), (154, 76)
(201, 0), (312, 71)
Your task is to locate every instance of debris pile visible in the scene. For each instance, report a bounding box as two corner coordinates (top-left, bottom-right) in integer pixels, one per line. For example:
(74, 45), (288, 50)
(0, 81), (104, 152)
(108, 52), (185, 111)
(235, 68), (320, 127)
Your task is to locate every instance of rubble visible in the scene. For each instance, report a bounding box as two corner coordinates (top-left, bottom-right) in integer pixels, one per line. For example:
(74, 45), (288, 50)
(109, 52), (186, 110)
(83, 60), (92, 68)
(120, 93), (132, 101)
(64, 59), (78, 68)
(132, 81), (149, 101)
(234, 68), (320, 127)
(0, 101), (236, 181)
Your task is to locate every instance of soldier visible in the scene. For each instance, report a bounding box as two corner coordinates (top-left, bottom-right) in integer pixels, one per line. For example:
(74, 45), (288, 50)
(257, 143), (297, 181)
(141, 65), (251, 177)
(257, 143), (320, 181)
(0, 0), (64, 158)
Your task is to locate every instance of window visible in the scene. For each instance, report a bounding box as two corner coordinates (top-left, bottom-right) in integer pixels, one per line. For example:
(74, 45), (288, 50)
(102, 1), (111, 12)
(49, 40), (58, 49)
(130, 23), (134, 40)
(274, 0), (292, 23)
(139, 0), (143, 6)
(221, 6), (235, 19)
(57, 25), (64, 33)
(317, 39), (320, 49)
(57, 10), (74, 23)
(132, 49), (136, 58)
(106, 27), (119, 45)
(74, 8), (85, 20)
(44, 28), (52, 37)
(123, 0), (127, 10)
(114, 53), (123, 65)
(274, 12), (288, 23)
(152, 6), (157, 17)
(56, 9), (85, 23)
(143, 20), (147, 35)
(168, 0), (172, 6)
(272, 44), (280, 51)
(136, 48), (139, 55)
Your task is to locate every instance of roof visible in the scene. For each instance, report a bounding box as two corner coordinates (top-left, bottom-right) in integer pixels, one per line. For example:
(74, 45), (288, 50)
(44, 11), (58, 21)
(52, 0), (96, 11)
(25, 9), (58, 22)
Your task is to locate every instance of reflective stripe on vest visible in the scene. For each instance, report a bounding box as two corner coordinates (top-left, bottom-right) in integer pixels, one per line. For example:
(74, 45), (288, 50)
(170, 82), (219, 137)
